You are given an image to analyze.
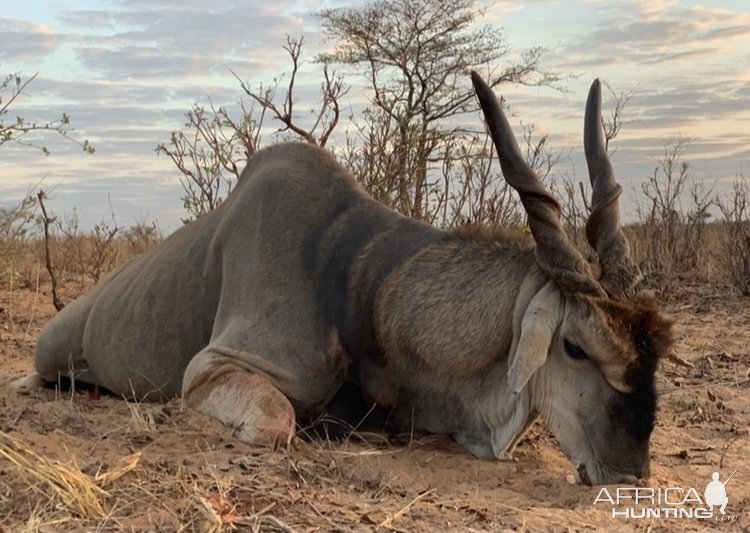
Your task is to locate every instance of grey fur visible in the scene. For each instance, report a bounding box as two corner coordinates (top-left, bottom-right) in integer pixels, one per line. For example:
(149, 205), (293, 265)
(20, 78), (671, 485)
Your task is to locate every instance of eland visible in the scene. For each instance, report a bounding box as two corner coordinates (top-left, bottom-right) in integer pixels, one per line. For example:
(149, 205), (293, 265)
(14, 72), (673, 485)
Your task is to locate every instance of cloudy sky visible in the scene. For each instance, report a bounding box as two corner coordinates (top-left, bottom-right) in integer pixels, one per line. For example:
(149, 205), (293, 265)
(1, 0), (749, 232)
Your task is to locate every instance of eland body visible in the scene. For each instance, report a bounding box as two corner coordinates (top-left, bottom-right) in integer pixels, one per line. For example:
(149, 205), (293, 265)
(18, 74), (673, 485)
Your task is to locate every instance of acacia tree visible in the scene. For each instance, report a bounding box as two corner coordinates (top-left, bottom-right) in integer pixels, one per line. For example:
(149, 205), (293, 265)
(1, 72), (94, 269)
(318, 0), (558, 220)
(160, 0), (561, 226)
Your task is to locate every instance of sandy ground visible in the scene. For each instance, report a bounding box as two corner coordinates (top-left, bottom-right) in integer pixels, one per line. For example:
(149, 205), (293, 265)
(0, 281), (748, 532)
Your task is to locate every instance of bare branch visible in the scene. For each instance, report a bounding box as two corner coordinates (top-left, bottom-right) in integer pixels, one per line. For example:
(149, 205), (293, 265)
(36, 190), (65, 311)
(235, 36), (346, 147)
(0, 72), (95, 155)
(601, 81), (635, 153)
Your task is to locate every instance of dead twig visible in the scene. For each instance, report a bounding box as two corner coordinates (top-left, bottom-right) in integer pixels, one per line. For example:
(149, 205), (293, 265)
(667, 351), (695, 369)
(719, 434), (743, 469)
(37, 190), (65, 311)
(379, 488), (435, 529)
(259, 515), (296, 533)
(94, 452), (142, 487)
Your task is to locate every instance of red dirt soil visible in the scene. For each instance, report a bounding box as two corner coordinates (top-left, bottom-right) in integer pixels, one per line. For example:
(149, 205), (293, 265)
(1, 282), (748, 532)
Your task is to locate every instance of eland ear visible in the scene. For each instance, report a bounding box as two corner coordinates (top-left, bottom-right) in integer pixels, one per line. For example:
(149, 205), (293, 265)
(508, 281), (564, 393)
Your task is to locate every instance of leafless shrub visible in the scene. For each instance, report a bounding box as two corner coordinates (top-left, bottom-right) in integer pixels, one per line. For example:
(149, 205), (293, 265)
(0, 193), (37, 269)
(54, 208), (84, 282)
(634, 138), (713, 293)
(339, 106), (400, 207)
(341, 122), (528, 230)
(123, 217), (162, 256)
(155, 100), (262, 224)
(600, 81), (635, 153)
(438, 134), (523, 228)
(83, 217), (120, 283)
(522, 122), (566, 184)
(716, 176), (750, 295)
(40, 197), (121, 285)
(339, 105), (447, 222)
(237, 35), (346, 148)
(158, 36), (344, 224)
(8, 192), (158, 305)
(342, 118), (567, 231)
(552, 177), (591, 248)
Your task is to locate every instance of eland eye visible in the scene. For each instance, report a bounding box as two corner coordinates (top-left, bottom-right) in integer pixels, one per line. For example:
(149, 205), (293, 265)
(564, 339), (589, 360)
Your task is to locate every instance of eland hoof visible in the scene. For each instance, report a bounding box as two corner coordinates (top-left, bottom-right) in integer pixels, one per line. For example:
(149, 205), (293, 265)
(9, 373), (47, 393)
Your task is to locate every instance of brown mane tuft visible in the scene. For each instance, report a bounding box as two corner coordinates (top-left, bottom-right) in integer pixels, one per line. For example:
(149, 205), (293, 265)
(598, 294), (675, 439)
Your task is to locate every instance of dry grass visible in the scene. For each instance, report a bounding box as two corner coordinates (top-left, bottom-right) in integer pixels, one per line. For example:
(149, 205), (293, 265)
(0, 397), (321, 532)
(94, 451), (141, 488)
(125, 398), (158, 435)
(0, 432), (108, 519)
(1, 230), (749, 532)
